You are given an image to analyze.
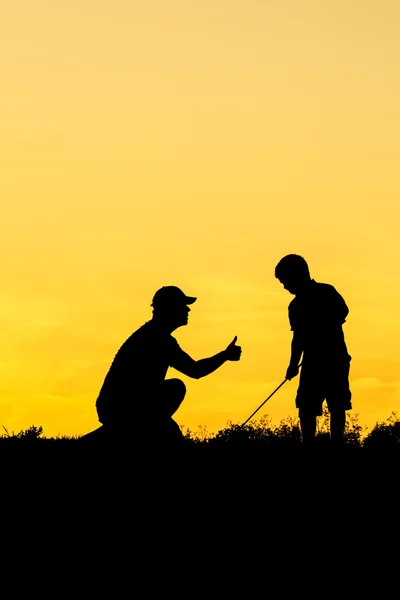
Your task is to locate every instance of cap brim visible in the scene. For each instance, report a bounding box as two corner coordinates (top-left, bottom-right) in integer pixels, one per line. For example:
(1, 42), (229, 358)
(185, 296), (197, 304)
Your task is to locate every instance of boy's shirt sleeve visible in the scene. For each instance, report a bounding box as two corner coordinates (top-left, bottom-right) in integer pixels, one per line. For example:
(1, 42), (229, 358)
(331, 287), (349, 324)
(288, 286), (349, 332)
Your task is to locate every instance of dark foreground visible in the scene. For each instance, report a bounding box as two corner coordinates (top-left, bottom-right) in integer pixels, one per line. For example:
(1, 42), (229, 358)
(2, 412), (399, 501)
(2, 421), (398, 580)
(2, 414), (397, 591)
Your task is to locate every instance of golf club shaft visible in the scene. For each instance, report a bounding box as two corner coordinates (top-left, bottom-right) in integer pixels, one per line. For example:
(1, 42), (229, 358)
(241, 379), (287, 427)
(241, 362), (302, 427)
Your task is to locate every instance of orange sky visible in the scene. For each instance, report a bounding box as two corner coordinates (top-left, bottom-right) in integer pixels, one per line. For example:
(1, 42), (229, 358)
(1, 1), (400, 437)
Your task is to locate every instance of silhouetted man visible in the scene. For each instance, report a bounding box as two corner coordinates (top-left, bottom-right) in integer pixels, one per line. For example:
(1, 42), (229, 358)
(95, 286), (242, 447)
(275, 255), (352, 447)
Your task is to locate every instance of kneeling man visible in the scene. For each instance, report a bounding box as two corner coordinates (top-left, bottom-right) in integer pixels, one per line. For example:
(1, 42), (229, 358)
(96, 286), (242, 446)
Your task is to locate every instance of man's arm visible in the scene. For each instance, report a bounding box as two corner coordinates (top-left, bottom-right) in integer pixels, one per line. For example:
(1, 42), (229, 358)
(171, 336), (242, 379)
(285, 331), (303, 380)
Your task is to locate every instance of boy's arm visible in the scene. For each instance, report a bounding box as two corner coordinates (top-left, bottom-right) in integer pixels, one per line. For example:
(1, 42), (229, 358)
(286, 331), (303, 380)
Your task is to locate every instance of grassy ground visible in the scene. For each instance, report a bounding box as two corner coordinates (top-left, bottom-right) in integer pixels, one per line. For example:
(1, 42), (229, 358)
(1, 408), (400, 450)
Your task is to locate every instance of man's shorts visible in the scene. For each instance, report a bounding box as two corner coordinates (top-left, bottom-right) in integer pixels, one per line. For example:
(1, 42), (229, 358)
(295, 354), (352, 416)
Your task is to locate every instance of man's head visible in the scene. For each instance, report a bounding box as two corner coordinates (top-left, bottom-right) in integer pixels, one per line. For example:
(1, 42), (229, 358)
(151, 286), (197, 329)
(275, 254), (311, 295)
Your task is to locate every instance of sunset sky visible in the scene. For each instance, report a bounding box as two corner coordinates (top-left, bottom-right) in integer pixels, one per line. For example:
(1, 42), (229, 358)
(1, 0), (400, 438)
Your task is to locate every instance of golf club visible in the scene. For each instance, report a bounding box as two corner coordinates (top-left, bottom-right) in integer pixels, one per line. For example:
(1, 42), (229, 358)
(241, 362), (302, 427)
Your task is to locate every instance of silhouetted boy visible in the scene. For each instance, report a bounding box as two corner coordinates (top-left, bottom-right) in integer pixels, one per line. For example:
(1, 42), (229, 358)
(275, 255), (352, 447)
(95, 286), (242, 448)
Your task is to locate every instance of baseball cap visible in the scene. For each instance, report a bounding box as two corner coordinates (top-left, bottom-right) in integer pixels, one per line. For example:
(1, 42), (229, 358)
(151, 286), (197, 308)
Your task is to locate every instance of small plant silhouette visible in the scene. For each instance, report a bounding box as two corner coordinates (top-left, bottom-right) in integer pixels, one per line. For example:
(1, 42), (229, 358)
(2, 424), (43, 439)
(362, 412), (400, 448)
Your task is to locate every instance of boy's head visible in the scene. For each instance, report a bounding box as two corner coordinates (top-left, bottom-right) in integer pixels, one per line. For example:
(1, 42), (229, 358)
(275, 254), (311, 295)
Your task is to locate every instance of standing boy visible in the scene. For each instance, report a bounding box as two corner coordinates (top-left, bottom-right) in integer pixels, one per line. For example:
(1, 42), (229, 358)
(275, 254), (352, 447)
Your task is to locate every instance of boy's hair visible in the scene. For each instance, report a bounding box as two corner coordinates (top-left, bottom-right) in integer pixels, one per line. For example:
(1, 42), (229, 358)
(275, 254), (310, 280)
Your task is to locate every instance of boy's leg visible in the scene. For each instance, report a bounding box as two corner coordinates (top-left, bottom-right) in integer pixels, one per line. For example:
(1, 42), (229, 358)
(327, 356), (351, 447)
(330, 409), (346, 447)
(299, 409), (317, 447)
(295, 362), (322, 447)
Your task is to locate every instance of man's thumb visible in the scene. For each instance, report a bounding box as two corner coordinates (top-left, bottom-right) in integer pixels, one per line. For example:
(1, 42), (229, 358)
(231, 335), (237, 345)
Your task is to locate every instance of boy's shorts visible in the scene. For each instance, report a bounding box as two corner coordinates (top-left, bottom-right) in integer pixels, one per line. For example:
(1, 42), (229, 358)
(295, 354), (352, 416)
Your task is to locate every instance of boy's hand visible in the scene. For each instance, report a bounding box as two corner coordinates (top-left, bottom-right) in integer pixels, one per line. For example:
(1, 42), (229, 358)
(225, 336), (242, 361)
(285, 363), (299, 380)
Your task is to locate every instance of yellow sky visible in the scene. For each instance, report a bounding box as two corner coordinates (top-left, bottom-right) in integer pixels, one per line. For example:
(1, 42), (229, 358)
(1, 1), (400, 437)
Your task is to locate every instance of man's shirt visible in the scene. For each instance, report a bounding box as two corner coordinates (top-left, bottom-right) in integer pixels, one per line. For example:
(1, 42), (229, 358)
(96, 320), (197, 413)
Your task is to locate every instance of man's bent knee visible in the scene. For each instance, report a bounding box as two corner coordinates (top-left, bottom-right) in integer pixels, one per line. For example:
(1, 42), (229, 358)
(162, 379), (186, 417)
(164, 378), (186, 399)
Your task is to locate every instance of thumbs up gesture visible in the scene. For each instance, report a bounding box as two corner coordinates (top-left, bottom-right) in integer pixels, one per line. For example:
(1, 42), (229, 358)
(224, 336), (242, 361)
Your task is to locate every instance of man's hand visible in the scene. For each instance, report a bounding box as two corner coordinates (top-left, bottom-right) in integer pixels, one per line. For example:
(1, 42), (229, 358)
(285, 363), (299, 380)
(224, 336), (242, 361)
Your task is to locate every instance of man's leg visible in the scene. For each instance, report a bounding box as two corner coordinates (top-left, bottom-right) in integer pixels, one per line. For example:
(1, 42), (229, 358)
(155, 379), (186, 444)
(162, 379), (186, 417)
(330, 409), (346, 447)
